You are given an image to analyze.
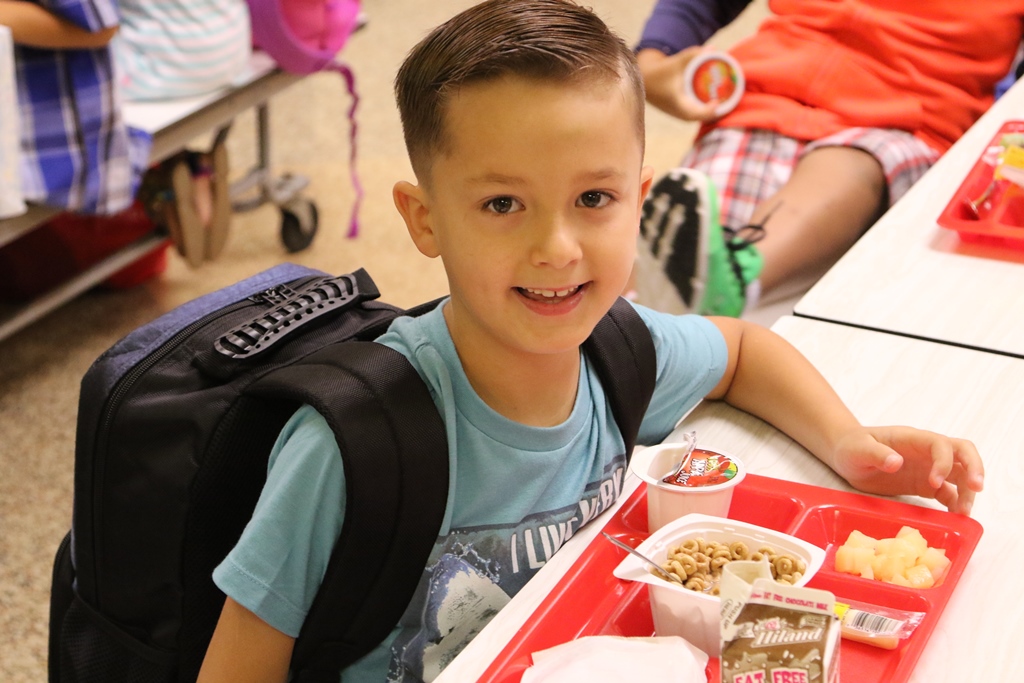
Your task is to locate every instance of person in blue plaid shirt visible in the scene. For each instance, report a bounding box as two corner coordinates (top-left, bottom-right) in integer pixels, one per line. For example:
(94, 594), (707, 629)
(1, 0), (150, 215)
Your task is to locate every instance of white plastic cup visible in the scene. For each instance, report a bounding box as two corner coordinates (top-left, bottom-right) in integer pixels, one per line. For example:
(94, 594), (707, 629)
(630, 442), (745, 531)
(682, 51), (745, 117)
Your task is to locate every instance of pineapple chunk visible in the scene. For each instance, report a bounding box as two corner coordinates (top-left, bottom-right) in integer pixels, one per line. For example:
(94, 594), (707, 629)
(835, 545), (873, 575)
(895, 526), (929, 556)
(904, 562), (936, 589)
(919, 547), (951, 583)
(875, 537), (916, 562)
(871, 553), (908, 582)
(843, 530), (878, 549)
(886, 571), (912, 587)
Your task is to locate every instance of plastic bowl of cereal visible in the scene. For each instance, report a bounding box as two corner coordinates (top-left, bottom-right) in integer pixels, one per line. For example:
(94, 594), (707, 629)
(612, 513), (826, 655)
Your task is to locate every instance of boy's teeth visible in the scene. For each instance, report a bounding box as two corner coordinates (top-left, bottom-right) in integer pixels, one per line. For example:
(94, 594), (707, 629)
(525, 286), (578, 298)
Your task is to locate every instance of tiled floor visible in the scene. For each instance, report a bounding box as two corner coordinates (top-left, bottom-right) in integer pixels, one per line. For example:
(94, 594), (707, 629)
(0, 2), (771, 679)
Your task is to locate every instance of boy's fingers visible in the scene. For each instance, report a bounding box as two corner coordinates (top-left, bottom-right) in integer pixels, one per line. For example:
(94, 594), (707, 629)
(855, 437), (902, 474)
(928, 439), (981, 515)
(936, 439), (985, 495)
(927, 439), (955, 490)
(953, 438), (985, 491)
(933, 480), (973, 516)
(878, 450), (903, 473)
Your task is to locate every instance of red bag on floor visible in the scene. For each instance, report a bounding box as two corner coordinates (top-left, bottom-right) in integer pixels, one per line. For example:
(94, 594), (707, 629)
(0, 201), (169, 302)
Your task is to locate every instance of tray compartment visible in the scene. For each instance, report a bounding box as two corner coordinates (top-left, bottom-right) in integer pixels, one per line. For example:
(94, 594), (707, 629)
(937, 120), (1024, 248)
(793, 503), (971, 589)
(808, 572), (932, 613)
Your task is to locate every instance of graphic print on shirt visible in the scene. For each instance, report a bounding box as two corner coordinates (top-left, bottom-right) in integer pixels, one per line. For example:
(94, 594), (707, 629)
(386, 458), (627, 683)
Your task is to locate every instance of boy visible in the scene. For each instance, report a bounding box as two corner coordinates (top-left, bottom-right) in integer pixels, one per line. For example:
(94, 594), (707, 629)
(198, 1), (984, 681)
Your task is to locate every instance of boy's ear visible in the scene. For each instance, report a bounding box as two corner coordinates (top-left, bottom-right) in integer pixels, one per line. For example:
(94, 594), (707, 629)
(393, 180), (439, 258)
(639, 165), (655, 211)
(635, 165), (656, 233)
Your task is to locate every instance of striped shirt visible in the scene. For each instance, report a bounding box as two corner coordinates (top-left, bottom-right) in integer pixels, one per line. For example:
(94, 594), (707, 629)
(113, 1), (251, 102)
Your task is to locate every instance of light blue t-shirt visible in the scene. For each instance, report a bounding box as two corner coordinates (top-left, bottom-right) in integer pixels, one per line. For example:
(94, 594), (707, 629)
(213, 302), (727, 682)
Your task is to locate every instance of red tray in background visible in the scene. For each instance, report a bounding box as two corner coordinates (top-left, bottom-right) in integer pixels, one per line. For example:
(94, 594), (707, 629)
(937, 120), (1024, 249)
(476, 473), (983, 683)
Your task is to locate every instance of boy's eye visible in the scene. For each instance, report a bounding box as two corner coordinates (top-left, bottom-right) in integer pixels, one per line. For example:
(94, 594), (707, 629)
(484, 196), (523, 214)
(577, 191), (611, 209)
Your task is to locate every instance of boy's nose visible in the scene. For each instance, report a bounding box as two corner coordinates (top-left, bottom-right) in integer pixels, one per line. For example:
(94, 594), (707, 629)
(530, 216), (582, 268)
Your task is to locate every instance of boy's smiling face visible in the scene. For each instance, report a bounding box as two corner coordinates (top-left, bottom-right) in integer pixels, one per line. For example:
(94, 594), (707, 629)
(396, 74), (653, 364)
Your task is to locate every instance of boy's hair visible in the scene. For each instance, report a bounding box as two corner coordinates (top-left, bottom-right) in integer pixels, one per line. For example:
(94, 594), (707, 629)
(395, 0), (645, 182)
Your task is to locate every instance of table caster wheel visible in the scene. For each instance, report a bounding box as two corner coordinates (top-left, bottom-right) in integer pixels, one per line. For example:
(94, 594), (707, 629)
(280, 198), (319, 253)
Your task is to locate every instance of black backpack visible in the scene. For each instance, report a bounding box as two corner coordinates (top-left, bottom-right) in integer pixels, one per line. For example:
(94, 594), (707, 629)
(48, 264), (656, 683)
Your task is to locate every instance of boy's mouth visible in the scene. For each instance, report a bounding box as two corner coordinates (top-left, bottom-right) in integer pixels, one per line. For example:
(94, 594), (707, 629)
(516, 284), (584, 304)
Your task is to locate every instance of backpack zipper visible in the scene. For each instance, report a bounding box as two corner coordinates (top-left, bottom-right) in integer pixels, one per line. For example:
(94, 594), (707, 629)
(88, 281), (310, 609)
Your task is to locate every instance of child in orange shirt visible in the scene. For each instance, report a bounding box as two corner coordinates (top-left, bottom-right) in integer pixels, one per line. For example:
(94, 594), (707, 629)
(633, 0), (1024, 317)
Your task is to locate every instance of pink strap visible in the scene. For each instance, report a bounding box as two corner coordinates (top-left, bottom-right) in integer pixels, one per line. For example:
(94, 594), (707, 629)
(324, 62), (362, 238)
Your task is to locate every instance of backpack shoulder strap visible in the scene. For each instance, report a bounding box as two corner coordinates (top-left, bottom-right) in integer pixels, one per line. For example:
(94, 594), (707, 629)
(582, 298), (657, 463)
(246, 297), (654, 681)
(246, 340), (449, 679)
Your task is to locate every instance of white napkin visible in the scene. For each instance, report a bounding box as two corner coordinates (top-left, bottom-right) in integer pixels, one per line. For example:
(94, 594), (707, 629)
(521, 635), (708, 682)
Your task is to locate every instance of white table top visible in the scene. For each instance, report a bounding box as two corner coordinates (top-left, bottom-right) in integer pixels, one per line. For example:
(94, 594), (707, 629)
(437, 316), (1023, 683)
(795, 77), (1024, 357)
(120, 51), (278, 135)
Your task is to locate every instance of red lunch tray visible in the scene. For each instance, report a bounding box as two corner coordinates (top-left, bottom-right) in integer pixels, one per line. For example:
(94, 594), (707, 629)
(937, 120), (1024, 249)
(476, 473), (983, 683)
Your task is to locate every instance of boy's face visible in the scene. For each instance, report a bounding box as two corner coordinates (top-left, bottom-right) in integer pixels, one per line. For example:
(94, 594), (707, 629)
(395, 74), (653, 361)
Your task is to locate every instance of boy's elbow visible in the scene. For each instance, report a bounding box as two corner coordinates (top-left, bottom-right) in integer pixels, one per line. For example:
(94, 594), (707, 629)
(704, 316), (757, 401)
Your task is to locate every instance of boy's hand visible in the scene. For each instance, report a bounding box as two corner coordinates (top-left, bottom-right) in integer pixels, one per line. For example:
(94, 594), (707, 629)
(637, 47), (722, 122)
(829, 426), (984, 516)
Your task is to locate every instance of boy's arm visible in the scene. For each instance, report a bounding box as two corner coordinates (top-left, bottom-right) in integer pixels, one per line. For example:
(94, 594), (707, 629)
(0, 1), (118, 49)
(707, 317), (985, 515)
(198, 597), (295, 683)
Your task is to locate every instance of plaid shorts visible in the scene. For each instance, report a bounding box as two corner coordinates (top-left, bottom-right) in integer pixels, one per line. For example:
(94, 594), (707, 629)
(681, 127), (941, 230)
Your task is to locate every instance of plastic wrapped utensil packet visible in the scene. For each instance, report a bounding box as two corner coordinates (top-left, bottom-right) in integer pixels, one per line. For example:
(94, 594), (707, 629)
(834, 599), (925, 650)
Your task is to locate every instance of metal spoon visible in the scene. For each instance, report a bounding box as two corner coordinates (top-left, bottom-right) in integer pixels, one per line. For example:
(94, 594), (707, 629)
(602, 532), (683, 585)
(965, 179), (997, 219)
(663, 430), (698, 482)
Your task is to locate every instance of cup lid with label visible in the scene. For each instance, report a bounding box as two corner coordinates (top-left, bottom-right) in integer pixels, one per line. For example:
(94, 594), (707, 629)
(682, 51), (745, 117)
(631, 442), (746, 495)
(659, 447), (743, 491)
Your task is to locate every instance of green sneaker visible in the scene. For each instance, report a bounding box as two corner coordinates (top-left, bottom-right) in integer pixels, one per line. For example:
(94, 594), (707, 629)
(636, 168), (763, 317)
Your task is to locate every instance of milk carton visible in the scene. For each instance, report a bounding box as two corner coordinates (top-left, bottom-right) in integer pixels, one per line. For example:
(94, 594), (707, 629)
(720, 561), (840, 683)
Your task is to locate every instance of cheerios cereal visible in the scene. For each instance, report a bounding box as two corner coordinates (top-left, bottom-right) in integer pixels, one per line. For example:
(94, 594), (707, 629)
(653, 537), (806, 594)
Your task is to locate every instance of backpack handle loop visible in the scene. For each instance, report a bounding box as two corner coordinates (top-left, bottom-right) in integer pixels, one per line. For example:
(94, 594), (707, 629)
(214, 271), (376, 360)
